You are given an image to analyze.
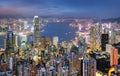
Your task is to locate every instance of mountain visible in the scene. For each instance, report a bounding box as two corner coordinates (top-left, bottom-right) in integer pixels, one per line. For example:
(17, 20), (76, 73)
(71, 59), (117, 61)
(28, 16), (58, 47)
(102, 17), (120, 23)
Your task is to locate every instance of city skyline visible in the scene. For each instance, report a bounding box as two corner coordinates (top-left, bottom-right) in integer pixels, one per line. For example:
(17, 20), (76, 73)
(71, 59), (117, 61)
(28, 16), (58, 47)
(0, 0), (120, 18)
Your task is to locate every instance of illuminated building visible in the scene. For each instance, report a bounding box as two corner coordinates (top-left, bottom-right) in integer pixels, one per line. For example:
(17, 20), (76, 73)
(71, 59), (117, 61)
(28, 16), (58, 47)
(38, 36), (51, 56)
(83, 58), (96, 76)
(110, 48), (118, 67)
(8, 56), (13, 70)
(67, 41), (73, 53)
(116, 35), (120, 43)
(24, 21), (28, 29)
(90, 26), (97, 50)
(90, 23), (102, 51)
(33, 16), (40, 47)
(20, 34), (27, 50)
(53, 36), (59, 48)
(114, 65), (120, 76)
(48, 66), (56, 76)
(106, 44), (113, 53)
(4, 39), (6, 49)
(6, 27), (14, 57)
(37, 67), (47, 76)
(60, 67), (69, 76)
(40, 36), (51, 47)
(70, 55), (80, 73)
(109, 30), (116, 44)
(17, 64), (23, 76)
(78, 37), (86, 52)
(63, 57), (70, 69)
(101, 34), (109, 51)
(19, 34), (27, 58)
(95, 22), (102, 50)
(14, 35), (18, 46)
(113, 42), (120, 54)
(13, 35), (18, 54)
(53, 58), (61, 73)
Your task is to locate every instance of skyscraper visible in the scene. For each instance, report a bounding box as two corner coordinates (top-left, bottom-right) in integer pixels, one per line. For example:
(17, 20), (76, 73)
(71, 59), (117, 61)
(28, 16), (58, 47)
(8, 56), (13, 70)
(90, 26), (97, 50)
(101, 34), (109, 51)
(106, 44), (113, 53)
(95, 22), (102, 50)
(79, 58), (83, 76)
(109, 30), (116, 44)
(37, 67), (47, 76)
(110, 48), (118, 67)
(83, 58), (96, 76)
(53, 36), (59, 48)
(33, 16), (40, 47)
(6, 27), (14, 57)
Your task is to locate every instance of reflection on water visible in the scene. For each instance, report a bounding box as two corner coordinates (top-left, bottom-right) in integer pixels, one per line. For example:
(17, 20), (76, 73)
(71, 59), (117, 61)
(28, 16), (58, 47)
(0, 22), (77, 48)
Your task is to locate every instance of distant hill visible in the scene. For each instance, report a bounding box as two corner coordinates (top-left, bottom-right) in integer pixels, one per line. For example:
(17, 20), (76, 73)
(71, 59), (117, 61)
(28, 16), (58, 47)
(102, 17), (120, 23)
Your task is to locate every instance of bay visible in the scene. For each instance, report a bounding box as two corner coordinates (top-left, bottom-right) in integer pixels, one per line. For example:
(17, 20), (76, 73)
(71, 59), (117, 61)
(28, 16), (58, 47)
(0, 22), (77, 48)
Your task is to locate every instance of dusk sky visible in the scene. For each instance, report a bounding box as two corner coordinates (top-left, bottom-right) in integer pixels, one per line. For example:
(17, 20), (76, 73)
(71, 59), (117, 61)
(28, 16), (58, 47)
(0, 0), (120, 18)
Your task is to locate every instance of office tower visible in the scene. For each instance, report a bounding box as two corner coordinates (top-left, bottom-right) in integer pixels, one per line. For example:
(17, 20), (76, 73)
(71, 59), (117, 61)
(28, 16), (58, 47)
(24, 21), (28, 29)
(110, 48), (118, 66)
(60, 66), (69, 76)
(113, 65), (120, 76)
(70, 55), (80, 71)
(79, 58), (83, 76)
(40, 36), (51, 47)
(33, 16), (40, 47)
(48, 66), (56, 76)
(103, 27), (109, 34)
(4, 39), (6, 49)
(78, 37), (86, 52)
(90, 26), (97, 50)
(106, 44), (113, 53)
(13, 35), (18, 54)
(63, 57), (70, 70)
(109, 30), (116, 44)
(17, 64), (23, 76)
(95, 22), (102, 50)
(41, 50), (46, 58)
(37, 67), (47, 76)
(8, 56), (13, 70)
(53, 58), (61, 73)
(6, 27), (14, 57)
(83, 58), (96, 76)
(101, 34), (109, 51)
(67, 41), (73, 53)
(19, 34), (27, 58)
(14, 35), (18, 46)
(23, 67), (29, 76)
(53, 36), (59, 48)
(71, 71), (79, 76)
(21, 34), (27, 51)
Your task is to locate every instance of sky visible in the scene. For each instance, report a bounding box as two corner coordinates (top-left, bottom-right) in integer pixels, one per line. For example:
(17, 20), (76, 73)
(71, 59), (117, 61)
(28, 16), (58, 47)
(0, 0), (120, 18)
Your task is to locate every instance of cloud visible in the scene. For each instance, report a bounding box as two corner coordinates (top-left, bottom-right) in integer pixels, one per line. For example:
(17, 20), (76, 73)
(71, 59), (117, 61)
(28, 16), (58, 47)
(0, 0), (120, 18)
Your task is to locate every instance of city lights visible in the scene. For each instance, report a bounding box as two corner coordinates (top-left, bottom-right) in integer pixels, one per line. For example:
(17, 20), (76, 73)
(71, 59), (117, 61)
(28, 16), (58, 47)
(0, 0), (120, 76)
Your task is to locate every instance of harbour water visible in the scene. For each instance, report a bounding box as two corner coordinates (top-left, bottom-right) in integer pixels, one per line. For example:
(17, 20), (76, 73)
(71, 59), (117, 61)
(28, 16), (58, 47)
(40, 22), (76, 42)
(0, 22), (77, 48)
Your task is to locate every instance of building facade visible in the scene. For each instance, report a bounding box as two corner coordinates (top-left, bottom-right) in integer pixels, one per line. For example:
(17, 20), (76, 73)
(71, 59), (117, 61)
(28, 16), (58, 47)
(110, 48), (118, 66)
(83, 58), (96, 76)
(33, 16), (40, 47)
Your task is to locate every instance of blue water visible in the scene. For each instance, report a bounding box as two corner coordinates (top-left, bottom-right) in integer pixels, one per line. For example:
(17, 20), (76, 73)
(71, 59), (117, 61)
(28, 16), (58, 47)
(0, 22), (77, 48)
(41, 22), (76, 42)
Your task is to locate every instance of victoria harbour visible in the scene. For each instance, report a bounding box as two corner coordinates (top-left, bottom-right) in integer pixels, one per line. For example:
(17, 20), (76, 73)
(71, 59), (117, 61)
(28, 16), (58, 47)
(0, 22), (77, 48)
